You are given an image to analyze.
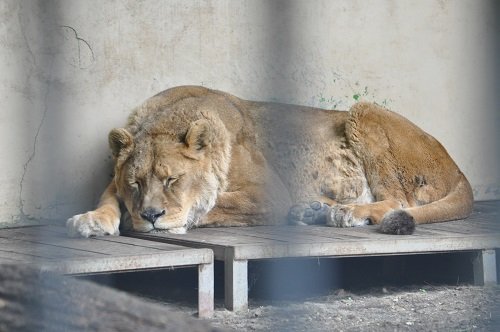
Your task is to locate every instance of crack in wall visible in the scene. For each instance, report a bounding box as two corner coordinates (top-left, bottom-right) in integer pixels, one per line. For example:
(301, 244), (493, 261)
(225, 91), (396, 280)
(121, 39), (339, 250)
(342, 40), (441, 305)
(60, 25), (95, 69)
(16, 3), (39, 221)
(18, 86), (50, 220)
(17, 6), (37, 69)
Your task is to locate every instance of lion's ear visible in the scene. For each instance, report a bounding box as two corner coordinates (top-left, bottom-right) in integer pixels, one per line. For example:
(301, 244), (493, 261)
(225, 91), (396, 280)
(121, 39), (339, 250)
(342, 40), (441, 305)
(108, 128), (134, 159)
(184, 119), (213, 158)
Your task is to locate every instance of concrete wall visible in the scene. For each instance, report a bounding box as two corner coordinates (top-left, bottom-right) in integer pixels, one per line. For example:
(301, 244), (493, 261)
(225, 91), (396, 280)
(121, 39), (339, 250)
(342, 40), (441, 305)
(1, 0), (498, 225)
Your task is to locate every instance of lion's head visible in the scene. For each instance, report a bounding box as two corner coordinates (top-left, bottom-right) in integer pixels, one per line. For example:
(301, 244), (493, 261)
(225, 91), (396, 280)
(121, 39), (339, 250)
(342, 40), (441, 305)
(109, 116), (231, 234)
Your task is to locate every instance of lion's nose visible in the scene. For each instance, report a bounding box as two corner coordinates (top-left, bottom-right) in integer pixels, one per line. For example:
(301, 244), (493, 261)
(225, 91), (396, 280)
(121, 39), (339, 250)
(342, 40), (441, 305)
(140, 208), (166, 224)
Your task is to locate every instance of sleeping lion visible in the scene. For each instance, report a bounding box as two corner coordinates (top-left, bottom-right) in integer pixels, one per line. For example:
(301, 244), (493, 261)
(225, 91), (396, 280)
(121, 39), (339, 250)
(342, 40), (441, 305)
(67, 86), (473, 237)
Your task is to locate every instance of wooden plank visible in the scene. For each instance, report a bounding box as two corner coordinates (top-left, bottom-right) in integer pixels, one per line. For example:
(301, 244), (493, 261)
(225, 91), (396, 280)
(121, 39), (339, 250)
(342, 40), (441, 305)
(269, 225), (374, 240)
(16, 226), (192, 251)
(0, 237), (21, 244)
(127, 232), (227, 259)
(467, 219), (500, 227)
(130, 229), (233, 244)
(232, 234), (500, 260)
(277, 225), (372, 240)
(128, 228), (282, 246)
(42, 249), (213, 275)
(39, 225), (68, 234)
(94, 235), (192, 251)
(192, 232), (284, 245)
(249, 225), (368, 239)
(422, 222), (500, 235)
(1, 226), (53, 237)
(0, 229), (48, 241)
(310, 221), (500, 240)
(472, 201), (500, 214)
(0, 250), (38, 263)
(411, 228), (461, 237)
(0, 231), (153, 257)
(49, 240), (163, 256)
(305, 223), (439, 239)
(3, 224), (56, 232)
(469, 218), (500, 226)
(205, 226), (327, 244)
(0, 241), (105, 260)
(332, 225), (396, 238)
(194, 225), (372, 244)
(0, 225), (213, 267)
(0, 227), (193, 256)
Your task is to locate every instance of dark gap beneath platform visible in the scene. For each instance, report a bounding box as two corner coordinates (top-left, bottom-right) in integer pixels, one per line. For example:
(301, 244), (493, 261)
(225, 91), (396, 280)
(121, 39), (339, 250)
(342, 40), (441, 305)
(79, 251), (488, 308)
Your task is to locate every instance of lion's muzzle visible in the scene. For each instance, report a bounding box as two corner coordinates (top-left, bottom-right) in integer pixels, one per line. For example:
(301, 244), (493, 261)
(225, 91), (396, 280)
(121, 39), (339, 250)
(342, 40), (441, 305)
(140, 207), (166, 224)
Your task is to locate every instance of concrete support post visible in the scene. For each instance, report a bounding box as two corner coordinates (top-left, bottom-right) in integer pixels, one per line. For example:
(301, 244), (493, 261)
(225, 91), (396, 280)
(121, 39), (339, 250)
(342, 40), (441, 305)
(198, 261), (214, 318)
(224, 250), (248, 311)
(473, 249), (497, 286)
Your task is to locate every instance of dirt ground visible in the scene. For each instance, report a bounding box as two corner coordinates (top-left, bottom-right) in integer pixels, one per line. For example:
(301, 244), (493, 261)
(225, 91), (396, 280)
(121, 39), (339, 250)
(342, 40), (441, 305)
(208, 285), (500, 332)
(85, 255), (500, 331)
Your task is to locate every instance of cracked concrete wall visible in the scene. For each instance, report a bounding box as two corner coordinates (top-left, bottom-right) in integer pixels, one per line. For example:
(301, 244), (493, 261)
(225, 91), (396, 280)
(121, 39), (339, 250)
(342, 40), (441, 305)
(1, 0), (498, 225)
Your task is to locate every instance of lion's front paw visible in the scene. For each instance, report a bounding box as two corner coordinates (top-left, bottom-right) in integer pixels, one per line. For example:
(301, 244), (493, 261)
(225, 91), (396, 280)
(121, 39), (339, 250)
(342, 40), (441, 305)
(326, 205), (369, 228)
(288, 201), (331, 225)
(167, 227), (187, 234)
(66, 211), (120, 238)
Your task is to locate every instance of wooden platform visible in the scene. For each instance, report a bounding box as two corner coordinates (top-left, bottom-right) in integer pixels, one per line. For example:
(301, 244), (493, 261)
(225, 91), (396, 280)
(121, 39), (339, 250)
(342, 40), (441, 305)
(0, 225), (214, 318)
(126, 201), (500, 311)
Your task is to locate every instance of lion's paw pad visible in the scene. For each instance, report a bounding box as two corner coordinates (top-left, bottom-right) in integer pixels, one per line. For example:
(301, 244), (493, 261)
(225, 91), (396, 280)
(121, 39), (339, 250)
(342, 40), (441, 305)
(288, 201), (331, 225)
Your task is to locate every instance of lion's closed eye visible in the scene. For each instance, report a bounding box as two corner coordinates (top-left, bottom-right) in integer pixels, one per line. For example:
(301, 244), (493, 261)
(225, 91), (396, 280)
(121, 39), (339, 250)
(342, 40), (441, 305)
(163, 175), (183, 188)
(163, 172), (187, 189)
(129, 181), (140, 190)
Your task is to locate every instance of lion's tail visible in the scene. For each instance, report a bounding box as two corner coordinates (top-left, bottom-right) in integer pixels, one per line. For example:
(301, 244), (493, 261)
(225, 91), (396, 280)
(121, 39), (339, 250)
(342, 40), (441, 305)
(379, 173), (474, 235)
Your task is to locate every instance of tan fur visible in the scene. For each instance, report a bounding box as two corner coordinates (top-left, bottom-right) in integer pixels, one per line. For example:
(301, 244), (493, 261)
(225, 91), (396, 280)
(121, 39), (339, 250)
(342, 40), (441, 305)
(67, 86), (473, 237)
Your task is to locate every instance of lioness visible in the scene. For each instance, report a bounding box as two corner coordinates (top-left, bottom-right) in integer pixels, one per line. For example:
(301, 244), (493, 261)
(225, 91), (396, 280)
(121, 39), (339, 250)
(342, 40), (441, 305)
(67, 86), (473, 237)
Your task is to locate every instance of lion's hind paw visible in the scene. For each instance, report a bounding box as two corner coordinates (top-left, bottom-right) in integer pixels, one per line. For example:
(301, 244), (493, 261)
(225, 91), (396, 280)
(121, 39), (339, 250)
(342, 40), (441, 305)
(287, 201), (331, 225)
(326, 205), (370, 228)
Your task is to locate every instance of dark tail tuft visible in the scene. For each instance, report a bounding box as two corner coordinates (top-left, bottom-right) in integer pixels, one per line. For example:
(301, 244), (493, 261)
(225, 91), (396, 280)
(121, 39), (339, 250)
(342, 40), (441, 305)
(379, 209), (415, 235)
